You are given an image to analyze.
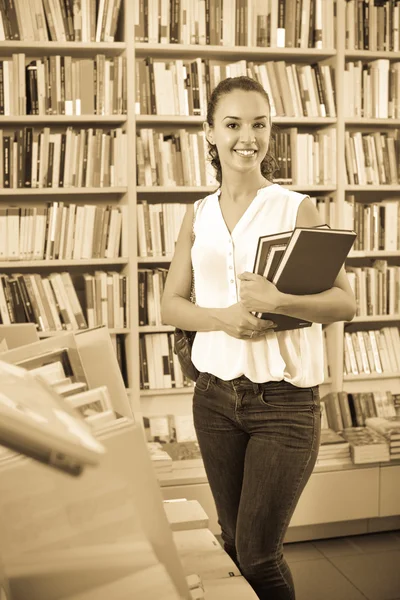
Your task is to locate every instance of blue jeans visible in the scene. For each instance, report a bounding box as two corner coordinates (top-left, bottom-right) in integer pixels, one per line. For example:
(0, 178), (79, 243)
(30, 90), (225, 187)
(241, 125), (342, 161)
(192, 373), (321, 600)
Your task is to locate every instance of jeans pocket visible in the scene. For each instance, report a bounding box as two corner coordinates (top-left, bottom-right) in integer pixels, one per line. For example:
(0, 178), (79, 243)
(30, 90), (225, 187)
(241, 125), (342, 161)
(194, 372), (211, 393)
(259, 383), (319, 411)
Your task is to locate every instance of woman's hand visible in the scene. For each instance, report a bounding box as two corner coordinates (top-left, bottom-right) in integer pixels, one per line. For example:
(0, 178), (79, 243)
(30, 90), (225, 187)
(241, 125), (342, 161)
(238, 271), (282, 314)
(216, 302), (276, 340)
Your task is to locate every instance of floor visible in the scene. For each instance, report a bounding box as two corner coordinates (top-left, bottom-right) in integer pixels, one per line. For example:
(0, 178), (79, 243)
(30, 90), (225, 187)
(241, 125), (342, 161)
(285, 530), (400, 600)
(217, 530), (400, 599)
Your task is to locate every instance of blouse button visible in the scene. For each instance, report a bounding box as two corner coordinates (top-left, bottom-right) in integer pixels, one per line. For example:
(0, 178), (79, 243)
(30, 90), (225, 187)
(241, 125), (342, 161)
(230, 279), (234, 284)
(229, 265), (233, 269)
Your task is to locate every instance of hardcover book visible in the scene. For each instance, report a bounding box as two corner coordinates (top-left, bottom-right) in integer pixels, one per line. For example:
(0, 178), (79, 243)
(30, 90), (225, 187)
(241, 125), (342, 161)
(252, 226), (356, 331)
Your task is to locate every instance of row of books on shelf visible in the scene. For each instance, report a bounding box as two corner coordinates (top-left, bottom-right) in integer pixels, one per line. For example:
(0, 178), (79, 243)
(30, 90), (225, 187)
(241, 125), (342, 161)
(0, 271), (129, 332)
(347, 262), (400, 318)
(343, 328), (400, 377)
(137, 57), (336, 118)
(0, 127), (127, 189)
(139, 333), (194, 391)
(344, 60), (400, 120)
(0, 203), (128, 261)
(7, 55), (127, 116)
(136, 127), (336, 188)
(343, 197), (400, 252)
(321, 390), (399, 432)
(135, 0), (335, 49)
(318, 424), (400, 466)
(136, 128), (215, 188)
(0, 0), (122, 43)
(345, 0), (400, 52)
(271, 129), (336, 186)
(137, 201), (186, 258)
(344, 130), (399, 186)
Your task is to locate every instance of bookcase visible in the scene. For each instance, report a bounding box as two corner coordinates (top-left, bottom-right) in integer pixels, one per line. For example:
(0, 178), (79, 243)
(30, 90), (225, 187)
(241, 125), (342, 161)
(0, 0), (145, 419)
(0, 0), (399, 542)
(133, 0), (400, 539)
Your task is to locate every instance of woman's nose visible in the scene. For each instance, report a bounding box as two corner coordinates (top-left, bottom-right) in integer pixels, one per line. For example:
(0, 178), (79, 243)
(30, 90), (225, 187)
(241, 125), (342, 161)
(239, 126), (255, 143)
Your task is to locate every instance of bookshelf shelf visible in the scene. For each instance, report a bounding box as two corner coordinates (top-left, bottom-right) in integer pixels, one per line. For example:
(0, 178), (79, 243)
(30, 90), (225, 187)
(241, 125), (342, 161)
(344, 118), (400, 126)
(136, 185), (337, 194)
(140, 387), (194, 396)
(0, 41), (127, 56)
(136, 115), (337, 126)
(344, 50), (400, 61)
(38, 328), (130, 338)
(0, 187), (128, 196)
(137, 256), (173, 264)
(0, 258), (129, 268)
(139, 325), (175, 333)
(345, 186), (400, 193)
(0, 116), (127, 124)
(350, 315), (400, 323)
(343, 373), (400, 382)
(348, 250), (400, 258)
(135, 43), (336, 60)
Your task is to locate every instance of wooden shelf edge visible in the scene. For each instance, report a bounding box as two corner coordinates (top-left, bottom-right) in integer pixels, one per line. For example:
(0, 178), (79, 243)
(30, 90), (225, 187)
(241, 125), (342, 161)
(0, 115), (127, 123)
(0, 187), (127, 195)
(38, 328), (130, 337)
(0, 258), (129, 268)
(350, 315), (400, 323)
(136, 115), (336, 125)
(344, 373), (400, 381)
(135, 42), (336, 58)
(140, 387), (194, 396)
(136, 185), (337, 193)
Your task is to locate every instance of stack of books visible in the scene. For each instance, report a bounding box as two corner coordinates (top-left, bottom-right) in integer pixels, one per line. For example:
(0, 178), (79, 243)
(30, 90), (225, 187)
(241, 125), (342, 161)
(365, 417), (400, 461)
(146, 441), (173, 474)
(316, 429), (352, 467)
(341, 427), (390, 464)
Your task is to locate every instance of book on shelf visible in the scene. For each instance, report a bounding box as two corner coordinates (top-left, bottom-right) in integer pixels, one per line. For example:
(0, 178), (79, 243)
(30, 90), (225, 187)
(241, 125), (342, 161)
(316, 428), (351, 466)
(365, 416), (400, 460)
(322, 390), (398, 431)
(3, 54), (127, 116)
(139, 332), (194, 390)
(0, 271), (129, 338)
(135, 0), (335, 49)
(251, 226), (356, 331)
(345, 0), (400, 52)
(0, 358), (105, 476)
(340, 427), (390, 464)
(136, 58), (336, 119)
(344, 59), (400, 120)
(0, 0), (123, 42)
(343, 327), (400, 377)
(0, 127), (128, 190)
(344, 130), (399, 186)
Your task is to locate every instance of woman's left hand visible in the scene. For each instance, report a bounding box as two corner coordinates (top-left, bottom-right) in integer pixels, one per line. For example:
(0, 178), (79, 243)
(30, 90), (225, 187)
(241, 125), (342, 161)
(238, 272), (282, 314)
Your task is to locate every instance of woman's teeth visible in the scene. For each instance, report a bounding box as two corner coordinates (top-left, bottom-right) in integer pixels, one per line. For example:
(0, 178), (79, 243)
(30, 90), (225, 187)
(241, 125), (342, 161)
(235, 150), (256, 156)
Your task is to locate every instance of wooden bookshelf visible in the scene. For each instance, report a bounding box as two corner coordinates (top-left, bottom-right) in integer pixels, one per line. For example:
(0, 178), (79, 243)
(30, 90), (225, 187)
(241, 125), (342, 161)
(0, 0), (135, 412)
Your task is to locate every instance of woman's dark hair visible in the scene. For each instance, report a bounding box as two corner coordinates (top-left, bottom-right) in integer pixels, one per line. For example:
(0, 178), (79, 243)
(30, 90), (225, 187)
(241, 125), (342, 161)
(206, 76), (278, 185)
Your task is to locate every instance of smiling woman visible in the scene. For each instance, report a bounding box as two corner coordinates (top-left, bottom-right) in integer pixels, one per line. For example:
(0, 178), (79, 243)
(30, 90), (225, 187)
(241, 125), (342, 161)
(160, 75), (355, 600)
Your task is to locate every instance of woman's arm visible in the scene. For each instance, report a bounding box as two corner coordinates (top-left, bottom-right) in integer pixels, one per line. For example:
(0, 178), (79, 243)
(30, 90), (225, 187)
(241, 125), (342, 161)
(161, 204), (277, 337)
(238, 196), (356, 324)
(160, 204), (221, 331)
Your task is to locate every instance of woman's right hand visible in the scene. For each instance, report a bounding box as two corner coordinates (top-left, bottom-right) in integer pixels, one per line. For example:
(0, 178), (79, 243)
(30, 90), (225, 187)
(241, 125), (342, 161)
(216, 302), (277, 340)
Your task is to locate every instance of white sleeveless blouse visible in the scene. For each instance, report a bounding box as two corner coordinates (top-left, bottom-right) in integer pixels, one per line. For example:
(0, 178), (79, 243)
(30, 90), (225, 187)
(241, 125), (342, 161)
(191, 184), (324, 387)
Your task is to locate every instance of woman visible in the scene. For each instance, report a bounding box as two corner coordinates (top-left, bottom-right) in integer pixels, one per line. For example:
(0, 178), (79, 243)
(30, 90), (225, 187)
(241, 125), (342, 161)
(161, 76), (355, 600)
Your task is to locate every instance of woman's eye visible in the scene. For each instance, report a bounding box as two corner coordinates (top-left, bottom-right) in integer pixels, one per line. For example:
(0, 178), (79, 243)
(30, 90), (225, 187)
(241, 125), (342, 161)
(227, 123), (238, 129)
(253, 122), (266, 128)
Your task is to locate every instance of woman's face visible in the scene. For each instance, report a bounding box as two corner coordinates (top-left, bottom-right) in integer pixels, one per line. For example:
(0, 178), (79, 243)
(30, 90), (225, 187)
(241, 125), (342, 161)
(205, 89), (271, 178)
